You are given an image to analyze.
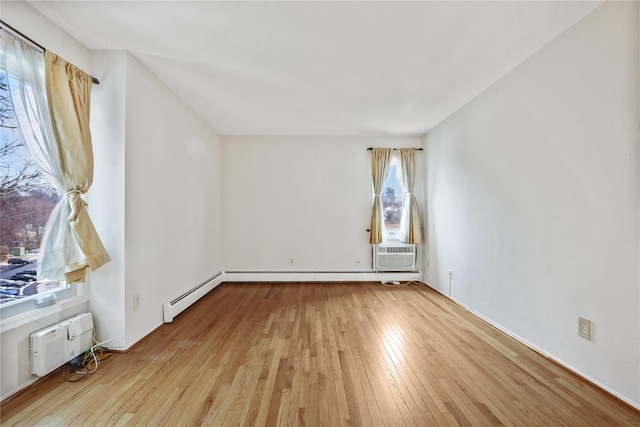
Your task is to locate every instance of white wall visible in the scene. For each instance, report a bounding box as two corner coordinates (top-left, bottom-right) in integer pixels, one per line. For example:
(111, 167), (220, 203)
(88, 51), (224, 349)
(121, 53), (223, 346)
(88, 50), (128, 348)
(424, 1), (640, 405)
(222, 136), (424, 272)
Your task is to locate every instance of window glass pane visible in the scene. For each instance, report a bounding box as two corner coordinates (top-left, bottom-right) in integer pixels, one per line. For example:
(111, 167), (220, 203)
(1, 54), (69, 311)
(382, 156), (404, 242)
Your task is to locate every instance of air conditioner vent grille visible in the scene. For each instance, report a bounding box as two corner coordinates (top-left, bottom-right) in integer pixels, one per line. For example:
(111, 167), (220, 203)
(373, 243), (416, 271)
(376, 245), (415, 253)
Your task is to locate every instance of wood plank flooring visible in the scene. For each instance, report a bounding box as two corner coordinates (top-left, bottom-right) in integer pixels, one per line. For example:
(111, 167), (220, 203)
(2, 282), (640, 426)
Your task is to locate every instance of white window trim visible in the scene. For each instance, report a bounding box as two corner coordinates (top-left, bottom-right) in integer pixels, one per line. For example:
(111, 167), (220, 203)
(381, 154), (407, 243)
(0, 283), (88, 333)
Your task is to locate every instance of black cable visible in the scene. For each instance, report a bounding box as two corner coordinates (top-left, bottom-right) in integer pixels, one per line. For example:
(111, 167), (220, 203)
(61, 345), (113, 382)
(62, 363), (89, 382)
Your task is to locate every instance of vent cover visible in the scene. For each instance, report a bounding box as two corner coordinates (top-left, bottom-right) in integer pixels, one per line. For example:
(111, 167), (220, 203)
(373, 243), (416, 271)
(29, 313), (94, 377)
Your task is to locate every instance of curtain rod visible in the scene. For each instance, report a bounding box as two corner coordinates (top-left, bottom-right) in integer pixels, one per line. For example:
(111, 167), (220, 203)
(0, 20), (100, 85)
(366, 147), (423, 151)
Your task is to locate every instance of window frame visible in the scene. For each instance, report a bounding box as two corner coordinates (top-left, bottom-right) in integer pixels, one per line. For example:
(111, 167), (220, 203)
(0, 28), (81, 327)
(0, 283), (87, 332)
(378, 153), (408, 243)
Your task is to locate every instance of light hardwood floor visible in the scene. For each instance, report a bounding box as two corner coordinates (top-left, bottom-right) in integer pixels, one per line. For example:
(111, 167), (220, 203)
(2, 282), (640, 426)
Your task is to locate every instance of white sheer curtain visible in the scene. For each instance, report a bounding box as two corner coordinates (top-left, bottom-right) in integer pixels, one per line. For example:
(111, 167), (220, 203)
(370, 148), (393, 244)
(2, 28), (89, 281)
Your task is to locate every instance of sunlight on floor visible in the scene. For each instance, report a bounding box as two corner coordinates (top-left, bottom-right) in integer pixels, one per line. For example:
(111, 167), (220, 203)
(382, 326), (404, 365)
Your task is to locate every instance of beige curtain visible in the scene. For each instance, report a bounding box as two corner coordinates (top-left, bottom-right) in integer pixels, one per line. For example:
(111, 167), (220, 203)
(45, 51), (110, 283)
(398, 148), (423, 244)
(370, 148), (393, 244)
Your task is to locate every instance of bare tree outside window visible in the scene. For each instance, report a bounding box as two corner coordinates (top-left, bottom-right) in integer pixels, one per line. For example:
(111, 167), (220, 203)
(381, 162), (403, 240)
(0, 72), (58, 259)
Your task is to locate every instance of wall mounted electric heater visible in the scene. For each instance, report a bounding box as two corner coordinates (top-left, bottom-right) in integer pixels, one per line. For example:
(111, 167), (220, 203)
(29, 313), (94, 377)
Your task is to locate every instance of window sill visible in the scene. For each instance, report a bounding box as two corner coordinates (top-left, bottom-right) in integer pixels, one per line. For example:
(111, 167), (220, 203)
(0, 285), (89, 333)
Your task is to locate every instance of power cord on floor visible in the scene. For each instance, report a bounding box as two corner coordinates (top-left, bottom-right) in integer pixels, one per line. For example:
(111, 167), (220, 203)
(381, 280), (414, 288)
(375, 271), (418, 288)
(62, 335), (122, 382)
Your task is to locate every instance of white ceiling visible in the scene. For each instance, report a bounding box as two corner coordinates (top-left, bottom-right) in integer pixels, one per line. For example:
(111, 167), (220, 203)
(27, 0), (602, 136)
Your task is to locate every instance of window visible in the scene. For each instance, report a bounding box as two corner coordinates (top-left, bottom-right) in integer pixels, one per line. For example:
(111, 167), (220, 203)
(370, 147), (422, 245)
(0, 30), (73, 318)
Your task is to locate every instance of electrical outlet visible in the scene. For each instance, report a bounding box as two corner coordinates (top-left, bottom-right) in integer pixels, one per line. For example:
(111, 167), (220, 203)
(289, 257), (295, 266)
(133, 293), (141, 311)
(578, 317), (591, 340)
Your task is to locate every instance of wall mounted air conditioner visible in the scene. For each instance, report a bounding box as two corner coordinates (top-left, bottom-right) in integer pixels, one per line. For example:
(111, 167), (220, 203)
(29, 313), (94, 377)
(373, 243), (416, 271)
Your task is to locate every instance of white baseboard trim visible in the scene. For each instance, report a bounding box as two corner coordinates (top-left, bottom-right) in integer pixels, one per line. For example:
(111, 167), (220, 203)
(419, 281), (640, 412)
(223, 270), (423, 283)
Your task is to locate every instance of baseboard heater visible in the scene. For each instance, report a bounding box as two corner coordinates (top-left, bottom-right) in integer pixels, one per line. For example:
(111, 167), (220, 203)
(163, 272), (223, 323)
(223, 270), (423, 283)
